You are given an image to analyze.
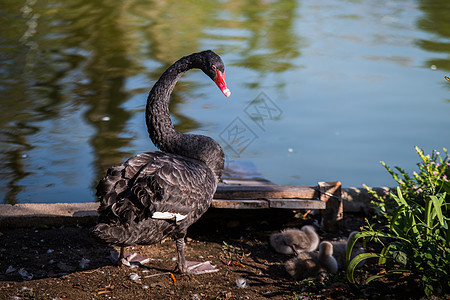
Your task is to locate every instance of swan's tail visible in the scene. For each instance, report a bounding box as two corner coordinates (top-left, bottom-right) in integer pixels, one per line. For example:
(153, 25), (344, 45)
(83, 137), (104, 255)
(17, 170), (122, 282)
(91, 219), (169, 247)
(90, 223), (139, 247)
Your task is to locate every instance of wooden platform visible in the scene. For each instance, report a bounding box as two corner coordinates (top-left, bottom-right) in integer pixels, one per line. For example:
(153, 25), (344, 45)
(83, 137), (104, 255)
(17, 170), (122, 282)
(213, 178), (330, 210)
(212, 178), (343, 231)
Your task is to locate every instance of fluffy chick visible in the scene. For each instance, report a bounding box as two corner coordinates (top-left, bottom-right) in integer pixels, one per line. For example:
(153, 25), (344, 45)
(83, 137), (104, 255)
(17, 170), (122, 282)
(270, 225), (319, 255)
(318, 241), (338, 274)
(285, 241), (338, 280)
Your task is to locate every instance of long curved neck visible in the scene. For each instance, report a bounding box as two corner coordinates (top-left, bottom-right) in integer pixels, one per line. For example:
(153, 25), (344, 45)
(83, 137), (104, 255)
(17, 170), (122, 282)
(145, 53), (224, 180)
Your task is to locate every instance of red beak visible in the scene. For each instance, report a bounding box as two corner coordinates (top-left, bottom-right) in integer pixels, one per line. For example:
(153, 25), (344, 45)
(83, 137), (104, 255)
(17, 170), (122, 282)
(214, 69), (231, 97)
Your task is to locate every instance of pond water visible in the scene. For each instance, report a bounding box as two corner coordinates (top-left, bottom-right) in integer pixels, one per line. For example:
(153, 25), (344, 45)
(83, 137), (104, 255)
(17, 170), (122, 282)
(1, 0), (449, 204)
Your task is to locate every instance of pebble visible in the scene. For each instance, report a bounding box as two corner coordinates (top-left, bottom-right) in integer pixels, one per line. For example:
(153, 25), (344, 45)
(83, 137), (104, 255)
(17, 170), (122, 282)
(18, 268), (33, 280)
(79, 258), (90, 269)
(6, 265), (16, 274)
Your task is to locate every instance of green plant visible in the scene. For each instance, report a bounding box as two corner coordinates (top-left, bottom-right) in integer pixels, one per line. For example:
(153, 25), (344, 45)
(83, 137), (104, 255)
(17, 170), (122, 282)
(346, 147), (450, 297)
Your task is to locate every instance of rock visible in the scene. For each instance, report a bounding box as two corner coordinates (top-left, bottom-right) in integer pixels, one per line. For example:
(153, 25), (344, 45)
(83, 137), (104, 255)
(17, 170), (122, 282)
(79, 258), (90, 269)
(6, 265), (16, 274)
(18, 268), (33, 280)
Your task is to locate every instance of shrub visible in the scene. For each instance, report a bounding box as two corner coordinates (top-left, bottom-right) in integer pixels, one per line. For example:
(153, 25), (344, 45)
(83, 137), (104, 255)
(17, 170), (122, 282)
(346, 146), (450, 297)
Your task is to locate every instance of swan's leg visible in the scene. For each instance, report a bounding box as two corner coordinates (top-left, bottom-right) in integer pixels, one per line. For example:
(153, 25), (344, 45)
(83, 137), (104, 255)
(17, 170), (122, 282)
(116, 246), (125, 267)
(119, 246), (124, 261)
(175, 238), (187, 273)
(111, 247), (125, 267)
(175, 238), (218, 274)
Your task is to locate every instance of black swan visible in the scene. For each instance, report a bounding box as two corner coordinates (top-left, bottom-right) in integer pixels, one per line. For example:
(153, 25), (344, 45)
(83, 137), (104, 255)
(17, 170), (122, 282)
(91, 50), (230, 274)
(269, 225), (319, 255)
(285, 241), (338, 280)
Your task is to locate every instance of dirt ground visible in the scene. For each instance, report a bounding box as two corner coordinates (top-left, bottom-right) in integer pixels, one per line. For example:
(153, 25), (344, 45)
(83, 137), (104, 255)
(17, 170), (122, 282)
(0, 210), (438, 299)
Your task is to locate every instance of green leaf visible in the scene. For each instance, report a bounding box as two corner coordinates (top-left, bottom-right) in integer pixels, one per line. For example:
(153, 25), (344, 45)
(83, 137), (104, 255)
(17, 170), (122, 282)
(390, 205), (406, 236)
(406, 210), (421, 243)
(379, 246), (390, 265)
(424, 283), (434, 297)
(345, 231), (402, 264)
(393, 250), (408, 266)
(430, 194), (445, 226)
(347, 252), (382, 284)
(390, 188), (408, 207)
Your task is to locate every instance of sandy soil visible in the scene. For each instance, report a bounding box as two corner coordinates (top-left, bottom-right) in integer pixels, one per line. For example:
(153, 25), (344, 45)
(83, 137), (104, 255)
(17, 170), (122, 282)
(0, 210), (434, 299)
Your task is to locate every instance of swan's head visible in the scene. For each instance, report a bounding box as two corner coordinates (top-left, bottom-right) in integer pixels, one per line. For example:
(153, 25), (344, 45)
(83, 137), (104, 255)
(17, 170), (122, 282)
(200, 50), (231, 97)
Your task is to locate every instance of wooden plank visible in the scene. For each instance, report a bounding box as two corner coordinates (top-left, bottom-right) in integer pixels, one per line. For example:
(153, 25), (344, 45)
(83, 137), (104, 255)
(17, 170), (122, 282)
(267, 198), (326, 210)
(211, 198), (325, 210)
(319, 181), (343, 232)
(214, 185), (317, 200)
(211, 199), (269, 209)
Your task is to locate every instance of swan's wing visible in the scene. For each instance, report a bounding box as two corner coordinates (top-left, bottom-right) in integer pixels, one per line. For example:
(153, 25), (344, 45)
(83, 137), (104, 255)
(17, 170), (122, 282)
(96, 152), (216, 225)
(133, 154), (216, 223)
(95, 152), (159, 225)
(96, 152), (160, 213)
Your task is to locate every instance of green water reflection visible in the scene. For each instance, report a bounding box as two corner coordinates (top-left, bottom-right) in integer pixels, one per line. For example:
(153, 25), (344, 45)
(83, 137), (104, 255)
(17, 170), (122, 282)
(417, 0), (450, 70)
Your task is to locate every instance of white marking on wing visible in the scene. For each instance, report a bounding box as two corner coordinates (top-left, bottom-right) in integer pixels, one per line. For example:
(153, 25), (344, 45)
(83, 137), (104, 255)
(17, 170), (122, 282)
(152, 212), (187, 222)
